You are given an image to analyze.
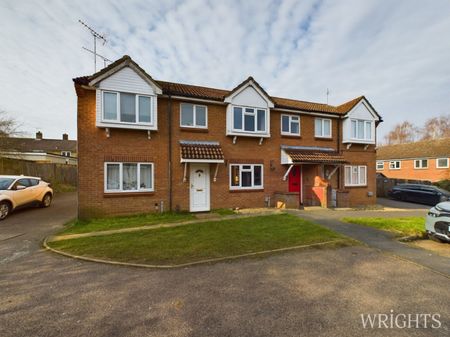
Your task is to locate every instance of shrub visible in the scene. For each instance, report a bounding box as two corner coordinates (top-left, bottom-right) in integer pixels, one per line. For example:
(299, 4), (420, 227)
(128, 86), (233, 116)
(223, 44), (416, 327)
(433, 179), (450, 192)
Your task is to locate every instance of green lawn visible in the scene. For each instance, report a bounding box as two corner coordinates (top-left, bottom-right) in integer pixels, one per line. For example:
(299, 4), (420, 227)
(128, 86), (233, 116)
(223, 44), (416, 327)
(49, 214), (352, 266)
(342, 217), (425, 237)
(61, 212), (195, 235)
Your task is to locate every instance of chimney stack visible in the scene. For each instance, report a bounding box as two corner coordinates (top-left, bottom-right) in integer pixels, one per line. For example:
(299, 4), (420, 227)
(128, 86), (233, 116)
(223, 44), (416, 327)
(62, 133), (69, 140)
(36, 131), (43, 140)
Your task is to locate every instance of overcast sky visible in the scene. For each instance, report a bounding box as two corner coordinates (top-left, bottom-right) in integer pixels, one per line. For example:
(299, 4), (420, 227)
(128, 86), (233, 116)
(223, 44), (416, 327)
(1, 0), (449, 141)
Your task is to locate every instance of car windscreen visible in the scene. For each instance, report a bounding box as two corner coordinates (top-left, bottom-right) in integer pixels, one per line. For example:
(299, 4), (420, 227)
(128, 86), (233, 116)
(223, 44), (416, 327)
(0, 178), (15, 190)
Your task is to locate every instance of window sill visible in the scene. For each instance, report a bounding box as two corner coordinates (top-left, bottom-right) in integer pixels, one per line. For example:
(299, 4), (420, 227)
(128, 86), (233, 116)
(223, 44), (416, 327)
(281, 134), (301, 139)
(314, 137), (333, 141)
(229, 188), (264, 193)
(104, 192), (155, 198)
(344, 185), (367, 189)
(180, 127), (208, 133)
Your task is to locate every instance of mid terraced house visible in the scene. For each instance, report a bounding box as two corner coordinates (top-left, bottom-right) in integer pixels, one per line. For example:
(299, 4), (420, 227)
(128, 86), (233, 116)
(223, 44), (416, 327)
(74, 55), (382, 218)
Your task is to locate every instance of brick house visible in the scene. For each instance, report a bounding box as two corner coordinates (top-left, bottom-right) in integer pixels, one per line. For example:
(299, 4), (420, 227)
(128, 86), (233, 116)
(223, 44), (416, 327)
(73, 55), (382, 218)
(376, 138), (450, 182)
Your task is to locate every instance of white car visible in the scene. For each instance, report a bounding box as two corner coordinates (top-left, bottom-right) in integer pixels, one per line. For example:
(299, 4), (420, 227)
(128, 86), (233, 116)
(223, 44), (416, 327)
(426, 201), (450, 243)
(0, 175), (53, 220)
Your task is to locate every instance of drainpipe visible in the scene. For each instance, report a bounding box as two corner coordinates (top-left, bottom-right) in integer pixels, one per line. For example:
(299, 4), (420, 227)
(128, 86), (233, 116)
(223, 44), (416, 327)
(168, 95), (173, 211)
(337, 116), (342, 190)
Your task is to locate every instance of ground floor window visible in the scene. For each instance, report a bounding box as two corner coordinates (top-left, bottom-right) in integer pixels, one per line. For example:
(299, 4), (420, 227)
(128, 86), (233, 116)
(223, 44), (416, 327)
(105, 162), (154, 192)
(344, 165), (367, 186)
(229, 164), (263, 190)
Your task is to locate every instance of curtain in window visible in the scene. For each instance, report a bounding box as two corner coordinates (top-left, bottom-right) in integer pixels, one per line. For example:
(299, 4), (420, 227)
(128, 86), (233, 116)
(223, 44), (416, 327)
(196, 106), (206, 126)
(181, 104), (194, 126)
(231, 166), (240, 186)
(323, 119), (331, 136)
(103, 92), (117, 120)
(122, 164), (138, 190)
(139, 96), (151, 123)
(106, 164), (120, 190)
(315, 119), (322, 136)
(140, 164), (152, 189)
(120, 93), (136, 123)
(233, 107), (242, 129)
(257, 110), (265, 131)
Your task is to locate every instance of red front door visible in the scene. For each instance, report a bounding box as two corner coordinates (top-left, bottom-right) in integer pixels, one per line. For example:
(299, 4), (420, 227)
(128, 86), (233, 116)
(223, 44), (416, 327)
(288, 166), (301, 193)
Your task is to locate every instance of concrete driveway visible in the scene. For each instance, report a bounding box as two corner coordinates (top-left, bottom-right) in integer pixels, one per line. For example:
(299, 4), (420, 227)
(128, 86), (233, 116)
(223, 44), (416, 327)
(0, 192), (77, 265)
(1, 194), (449, 337)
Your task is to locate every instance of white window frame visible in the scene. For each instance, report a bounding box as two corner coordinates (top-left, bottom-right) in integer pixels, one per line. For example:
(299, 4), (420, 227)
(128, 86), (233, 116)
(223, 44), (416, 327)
(414, 159), (428, 169)
(102, 91), (154, 126)
(61, 151), (71, 157)
(180, 103), (208, 129)
(344, 165), (367, 187)
(280, 114), (301, 136)
(350, 119), (373, 141)
(229, 164), (264, 190)
(389, 161), (401, 170)
(231, 105), (267, 134)
(436, 158), (449, 169)
(376, 161), (384, 170)
(104, 162), (154, 193)
(314, 118), (332, 138)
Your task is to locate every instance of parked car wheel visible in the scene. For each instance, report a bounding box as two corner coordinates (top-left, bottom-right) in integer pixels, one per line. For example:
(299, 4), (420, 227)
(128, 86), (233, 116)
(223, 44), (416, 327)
(40, 193), (52, 208)
(0, 201), (11, 220)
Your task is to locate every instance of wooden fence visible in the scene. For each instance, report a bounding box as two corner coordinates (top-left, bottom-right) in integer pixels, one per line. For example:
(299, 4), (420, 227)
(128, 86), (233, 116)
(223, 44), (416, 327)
(0, 157), (77, 187)
(376, 174), (431, 197)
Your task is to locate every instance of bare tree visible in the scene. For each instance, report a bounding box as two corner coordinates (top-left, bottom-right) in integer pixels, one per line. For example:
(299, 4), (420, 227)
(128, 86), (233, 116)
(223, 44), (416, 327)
(0, 110), (22, 138)
(420, 114), (450, 140)
(383, 121), (419, 145)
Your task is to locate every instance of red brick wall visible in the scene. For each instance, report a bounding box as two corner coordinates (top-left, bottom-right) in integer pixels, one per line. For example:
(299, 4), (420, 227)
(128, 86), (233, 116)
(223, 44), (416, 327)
(377, 159), (450, 182)
(76, 85), (377, 218)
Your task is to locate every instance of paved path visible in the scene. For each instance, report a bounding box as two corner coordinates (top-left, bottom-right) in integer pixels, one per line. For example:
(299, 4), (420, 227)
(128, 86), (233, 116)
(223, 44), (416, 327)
(1, 196), (450, 336)
(377, 197), (430, 210)
(289, 209), (450, 277)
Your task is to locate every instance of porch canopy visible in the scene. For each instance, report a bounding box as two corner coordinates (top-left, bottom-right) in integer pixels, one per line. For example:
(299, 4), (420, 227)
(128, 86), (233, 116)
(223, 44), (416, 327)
(180, 140), (224, 163)
(280, 145), (347, 180)
(281, 145), (347, 165)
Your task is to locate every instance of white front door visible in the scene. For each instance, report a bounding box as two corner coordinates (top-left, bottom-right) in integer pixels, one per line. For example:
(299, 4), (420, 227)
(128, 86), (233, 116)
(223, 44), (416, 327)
(190, 164), (210, 212)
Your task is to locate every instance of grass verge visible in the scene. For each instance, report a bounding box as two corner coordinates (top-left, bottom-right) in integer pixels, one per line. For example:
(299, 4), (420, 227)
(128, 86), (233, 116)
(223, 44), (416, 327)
(48, 214), (353, 266)
(342, 217), (425, 237)
(61, 212), (195, 235)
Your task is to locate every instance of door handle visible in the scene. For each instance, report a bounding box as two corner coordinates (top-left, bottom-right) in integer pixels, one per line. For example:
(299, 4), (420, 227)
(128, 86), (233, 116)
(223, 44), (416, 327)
(196, 189), (203, 192)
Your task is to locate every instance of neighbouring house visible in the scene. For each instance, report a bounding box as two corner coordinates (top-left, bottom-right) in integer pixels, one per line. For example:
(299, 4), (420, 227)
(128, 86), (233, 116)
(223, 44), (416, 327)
(376, 138), (450, 182)
(0, 132), (77, 165)
(73, 55), (382, 218)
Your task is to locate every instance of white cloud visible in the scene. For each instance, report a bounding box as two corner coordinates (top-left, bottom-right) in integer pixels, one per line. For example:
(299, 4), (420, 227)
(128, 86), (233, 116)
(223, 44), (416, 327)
(0, 0), (449, 140)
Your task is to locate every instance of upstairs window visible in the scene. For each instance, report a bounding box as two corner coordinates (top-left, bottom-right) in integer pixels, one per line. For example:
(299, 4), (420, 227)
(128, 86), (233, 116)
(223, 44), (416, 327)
(105, 162), (154, 193)
(414, 159), (428, 169)
(314, 118), (331, 138)
(102, 91), (153, 125)
(230, 164), (263, 190)
(389, 161), (401, 169)
(350, 119), (373, 141)
(180, 103), (207, 128)
(281, 115), (300, 136)
(436, 158), (449, 168)
(376, 161), (384, 170)
(61, 151), (71, 157)
(232, 106), (267, 133)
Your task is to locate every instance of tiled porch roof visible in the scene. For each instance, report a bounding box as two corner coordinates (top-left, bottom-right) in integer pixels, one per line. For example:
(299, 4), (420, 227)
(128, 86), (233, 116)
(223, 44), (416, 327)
(285, 149), (347, 164)
(180, 141), (224, 162)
